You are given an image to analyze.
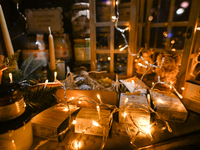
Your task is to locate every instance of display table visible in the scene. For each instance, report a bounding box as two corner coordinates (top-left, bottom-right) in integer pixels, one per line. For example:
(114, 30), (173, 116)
(29, 110), (200, 150)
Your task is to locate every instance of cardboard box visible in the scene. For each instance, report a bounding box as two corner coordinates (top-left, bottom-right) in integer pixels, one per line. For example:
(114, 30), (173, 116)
(120, 77), (148, 94)
(118, 93), (150, 126)
(31, 104), (79, 142)
(182, 80), (200, 114)
(56, 89), (118, 107)
(75, 108), (111, 136)
(151, 91), (188, 123)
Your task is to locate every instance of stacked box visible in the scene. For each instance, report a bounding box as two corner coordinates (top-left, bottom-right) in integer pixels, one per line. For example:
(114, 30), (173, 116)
(151, 90), (188, 123)
(75, 108), (111, 136)
(118, 93), (150, 126)
(182, 80), (200, 114)
(31, 104), (79, 142)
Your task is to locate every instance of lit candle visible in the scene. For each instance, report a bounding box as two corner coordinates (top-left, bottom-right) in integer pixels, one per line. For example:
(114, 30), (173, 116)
(9, 73), (12, 83)
(48, 27), (56, 70)
(0, 5), (14, 56)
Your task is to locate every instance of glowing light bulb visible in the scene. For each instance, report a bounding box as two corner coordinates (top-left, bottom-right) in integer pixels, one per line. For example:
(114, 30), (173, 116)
(73, 141), (82, 149)
(116, 0), (119, 5)
(181, 87), (185, 90)
(72, 120), (77, 124)
(157, 98), (164, 104)
(123, 112), (127, 118)
(92, 120), (100, 127)
(108, 56), (111, 60)
(78, 101), (81, 104)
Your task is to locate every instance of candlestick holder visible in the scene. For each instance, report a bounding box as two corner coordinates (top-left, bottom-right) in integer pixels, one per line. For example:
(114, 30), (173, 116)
(47, 67), (57, 82)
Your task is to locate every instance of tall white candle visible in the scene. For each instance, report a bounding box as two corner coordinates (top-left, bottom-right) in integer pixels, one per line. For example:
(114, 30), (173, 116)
(48, 27), (56, 70)
(0, 5), (14, 56)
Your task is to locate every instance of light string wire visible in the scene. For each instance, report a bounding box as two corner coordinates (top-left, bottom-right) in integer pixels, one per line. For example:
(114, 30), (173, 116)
(12, 3), (27, 40)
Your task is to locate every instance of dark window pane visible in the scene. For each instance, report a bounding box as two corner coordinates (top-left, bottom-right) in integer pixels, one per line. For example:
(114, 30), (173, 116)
(170, 26), (187, 50)
(150, 27), (167, 48)
(151, 0), (170, 23)
(96, 27), (110, 49)
(114, 54), (127, 75)
(96, 54), (110, 72)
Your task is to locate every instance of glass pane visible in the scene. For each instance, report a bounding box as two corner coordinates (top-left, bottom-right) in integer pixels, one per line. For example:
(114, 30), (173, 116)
(96, 54), (110, 72)
(149, 27), (167, 48)
(151, 0), (170, 23)
(118, 2), (130, 21)
(96, 0), (111, 22)
(114, 26), (129, 49)
(96, 27), (110, 49)
(173, 0), (192, 22)
(114, 54), (127, 75)
(170, 26), (187, 50)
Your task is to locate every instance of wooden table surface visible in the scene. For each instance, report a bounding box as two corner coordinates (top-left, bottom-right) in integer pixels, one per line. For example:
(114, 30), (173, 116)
(29, 109), (200, 150)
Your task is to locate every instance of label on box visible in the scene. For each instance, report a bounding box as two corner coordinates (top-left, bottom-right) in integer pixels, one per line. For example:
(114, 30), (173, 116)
(118, 93), (150, 125)
(151, 91), (188, 123)
(32, 104), (79, 141)
(75, 108), (110, 136)
(182, 81), (200, 114)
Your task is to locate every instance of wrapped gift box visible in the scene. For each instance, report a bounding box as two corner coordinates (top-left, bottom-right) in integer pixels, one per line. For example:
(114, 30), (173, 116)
(75, 108), (111, 136)
(182, 80), (200, 114)
(118, 93), (150, 126)
(31, 104), (79, 142)
(151, 91), (188, 123)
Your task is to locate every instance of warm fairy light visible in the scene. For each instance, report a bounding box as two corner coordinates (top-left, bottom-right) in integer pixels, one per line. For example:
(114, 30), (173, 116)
(169, 84), (172, 90)
(152, 82), (154, 86)
(171, 48), (176, 51)
(124, 97), (129, 106)
(108, 57), (111, 60)
(69, 97), (74, 101)
(54, 71), (57, 81)
(123, 112), (127, 118)
(157, 98), (164, 104)
(119, 45), (128, 51)
(112, 16), (116, 21)
(97, 94), (102, 104)
(72, 120), (77, 124)
(171, 40), (175, 44)
(181, 87), (185, 90)
(78, 101), (81, 104)
(92, 120), (100, 127)
(9, 73), (12, 83)
(131, 80), (135, 85)
(96, 105), (101, 119)
(115, 0), (119, 5)
(138, 63), (143, 66)
(63, 107), (69, 111)
(73, 141), (82, 149)
(125, 27), (129, 31)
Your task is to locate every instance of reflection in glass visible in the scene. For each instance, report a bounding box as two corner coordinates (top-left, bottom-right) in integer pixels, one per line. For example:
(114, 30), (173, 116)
(96, 54), (110, 72)
(114, 54), (127, 75)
